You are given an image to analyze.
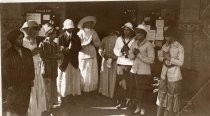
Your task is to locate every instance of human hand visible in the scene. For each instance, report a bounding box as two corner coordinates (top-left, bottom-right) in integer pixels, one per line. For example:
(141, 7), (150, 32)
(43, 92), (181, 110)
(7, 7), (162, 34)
(103, 54), (109, 60)
(119, 79), (127, 90)
(163, 52), (171, 61)
(31, 47), (39, 56)
(133, 48), (140, 56)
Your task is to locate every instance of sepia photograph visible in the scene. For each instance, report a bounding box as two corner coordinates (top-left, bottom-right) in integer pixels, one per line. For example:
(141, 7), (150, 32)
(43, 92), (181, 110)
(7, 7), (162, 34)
(0, 0), (210, 116)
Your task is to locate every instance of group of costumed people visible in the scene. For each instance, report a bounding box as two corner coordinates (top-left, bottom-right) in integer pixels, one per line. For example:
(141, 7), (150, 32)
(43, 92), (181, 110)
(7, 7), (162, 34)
(2, 15), (184, 116)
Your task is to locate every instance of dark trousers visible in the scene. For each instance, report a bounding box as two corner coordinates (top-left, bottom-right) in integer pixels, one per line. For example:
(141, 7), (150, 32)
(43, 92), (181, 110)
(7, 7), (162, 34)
(5, 86), (32, 116)
(130, 73), (153, 108)
(114, 65), (131, 103)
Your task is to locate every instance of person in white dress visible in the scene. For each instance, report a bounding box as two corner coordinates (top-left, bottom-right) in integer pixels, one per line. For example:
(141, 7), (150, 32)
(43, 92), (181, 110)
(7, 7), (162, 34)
(20, 20), (47, 116)
(77, 16), (101, 93)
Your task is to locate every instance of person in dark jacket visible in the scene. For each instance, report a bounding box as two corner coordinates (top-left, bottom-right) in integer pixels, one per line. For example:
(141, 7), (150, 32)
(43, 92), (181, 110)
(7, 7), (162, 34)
(57, 19), (82, 105)
(2, 29), (35, 116)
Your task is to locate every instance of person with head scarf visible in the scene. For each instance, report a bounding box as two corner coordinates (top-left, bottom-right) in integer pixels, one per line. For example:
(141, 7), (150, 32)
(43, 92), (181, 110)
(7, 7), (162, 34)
(113, 22), (135, 109)
(20, 20), (47, 116)
(156, 26), (184, 116)
(57, 19), (82, 104)
(128, 24), (155, 115)
(2, 29), (35, 116)
(98, 30), (120, 98)
(77, 16), (101, 93)
(38, 23), (60, 112)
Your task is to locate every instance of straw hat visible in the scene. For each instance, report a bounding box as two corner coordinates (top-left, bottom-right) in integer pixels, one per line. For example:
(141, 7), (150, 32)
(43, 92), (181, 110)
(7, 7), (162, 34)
(77, 16), (96, 29)
(121, 22), (134, 31)
(20, 20), (39, 31)
(62, 19), (75, 30)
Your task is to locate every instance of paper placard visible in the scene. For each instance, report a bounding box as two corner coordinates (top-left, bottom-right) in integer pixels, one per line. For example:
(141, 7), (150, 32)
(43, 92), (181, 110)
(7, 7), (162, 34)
(155, 41), (163, 47)
(147, 30), (156, 40)
(26, 13), (41, 24)
(43, 14), (50, 20)
(155, 36), (164, 40)
(156, 20), (164, 27)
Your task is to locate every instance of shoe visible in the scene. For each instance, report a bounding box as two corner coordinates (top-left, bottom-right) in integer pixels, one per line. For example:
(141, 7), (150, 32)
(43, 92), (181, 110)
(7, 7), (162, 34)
(132, 106), (140, 114)
(115, 103), (122, 109)
(140, 108), (145, 115)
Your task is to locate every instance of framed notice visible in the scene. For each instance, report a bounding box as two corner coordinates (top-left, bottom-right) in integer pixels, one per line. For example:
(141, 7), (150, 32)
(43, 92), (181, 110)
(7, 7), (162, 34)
(26, 13), (41, 24)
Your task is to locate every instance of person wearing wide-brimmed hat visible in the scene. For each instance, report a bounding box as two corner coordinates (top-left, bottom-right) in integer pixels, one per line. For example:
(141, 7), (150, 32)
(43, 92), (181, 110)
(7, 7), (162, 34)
(2, 29), (35, 116)
(56, 19), (82, 104)
(77, 16), (101, 93)
(113, 22), (135, 109)
(20, 20), (47, 116)
(156, 26), (184, 116)
(128, 24), (155, 115)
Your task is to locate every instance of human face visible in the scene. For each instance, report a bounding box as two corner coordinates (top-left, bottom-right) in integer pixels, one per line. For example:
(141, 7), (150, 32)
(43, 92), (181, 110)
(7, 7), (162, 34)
(83, 21), (94, 29)
(135, 29), (146, 41)
(66, 28), (74, 33)
(123, 27), (132, 37)
(14, 33), (24, 47)
(164, 35), (174, 43)
(28, 26), (39, 37)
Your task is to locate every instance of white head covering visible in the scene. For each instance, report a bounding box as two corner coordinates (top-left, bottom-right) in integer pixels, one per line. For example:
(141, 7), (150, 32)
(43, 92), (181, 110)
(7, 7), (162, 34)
(121, 22), (134, 31)
(20, 20), (39, 31)
(77, 16), (96, 29)
(62, 19), (74, 30)
(135, 24), (147, 33)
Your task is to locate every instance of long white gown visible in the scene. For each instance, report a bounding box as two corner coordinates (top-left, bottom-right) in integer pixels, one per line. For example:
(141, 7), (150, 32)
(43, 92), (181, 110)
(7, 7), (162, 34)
(23, 38), (47, 116)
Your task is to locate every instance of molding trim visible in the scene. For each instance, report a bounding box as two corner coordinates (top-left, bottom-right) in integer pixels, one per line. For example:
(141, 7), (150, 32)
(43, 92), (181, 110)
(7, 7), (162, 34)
(178, 22), (200, 33)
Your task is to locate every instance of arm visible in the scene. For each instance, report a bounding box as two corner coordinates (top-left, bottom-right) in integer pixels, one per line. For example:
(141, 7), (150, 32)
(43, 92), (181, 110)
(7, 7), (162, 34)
(128, 43), (136, 60)
(137, 43), (155, 64)
(170, 45), (184, 66)
(38, 42), (45, 59)
(2, 53), (11, 89)
(113, 37), (123, 57)
(158, 44), (166, 62)
(98, 39), (105, 57)
(92, 31), (101, 48)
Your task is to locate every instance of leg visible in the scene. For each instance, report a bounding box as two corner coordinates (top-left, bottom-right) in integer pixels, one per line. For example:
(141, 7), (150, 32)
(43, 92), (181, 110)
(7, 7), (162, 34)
(157, 106), (165, 116)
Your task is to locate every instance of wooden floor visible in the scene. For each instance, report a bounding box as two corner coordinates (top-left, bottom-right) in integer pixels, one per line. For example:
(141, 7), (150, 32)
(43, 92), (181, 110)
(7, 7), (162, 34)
(51, 92), (157, 116)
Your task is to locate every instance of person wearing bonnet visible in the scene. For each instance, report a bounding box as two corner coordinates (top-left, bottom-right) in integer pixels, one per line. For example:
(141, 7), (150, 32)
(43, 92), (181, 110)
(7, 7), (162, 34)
(56, 19), (82, 105)
(156, 26), (184, 116)
(2, 29), (35, 116)
(77, 16), (101, 93)
(20, 20), (47, 116)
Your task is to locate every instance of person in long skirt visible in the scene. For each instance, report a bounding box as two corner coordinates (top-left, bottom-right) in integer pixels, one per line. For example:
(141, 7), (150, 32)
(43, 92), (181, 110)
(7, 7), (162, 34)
(156, 26), (184, 116)
(2, 29), (35, 116)
(128, 24), (155, 115)
(20, 20), (47, 116)
(57, 19), (82, 105)
(77, 16), (101, 93)
(39, 24), (60, 111)
(98, 30), (119, 98)
(113, 22), (135, 109)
